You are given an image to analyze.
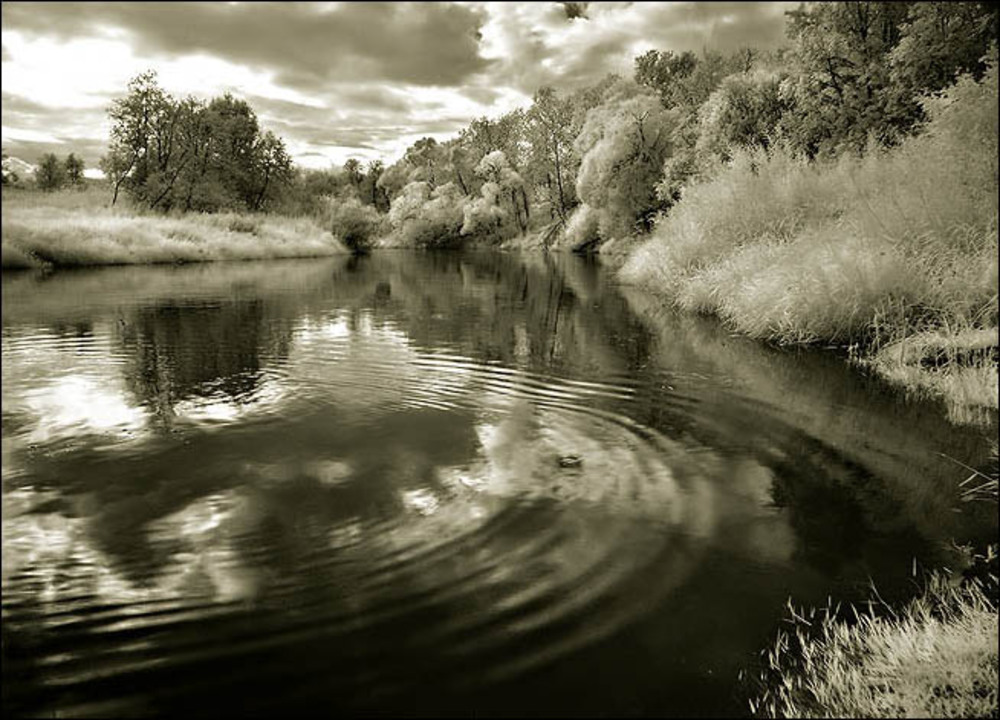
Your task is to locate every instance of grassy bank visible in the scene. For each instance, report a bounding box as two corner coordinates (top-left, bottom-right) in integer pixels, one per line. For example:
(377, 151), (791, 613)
(749, 561), (998, 718)
(1, 187), (347, 269)
(621, 63), (998, 425)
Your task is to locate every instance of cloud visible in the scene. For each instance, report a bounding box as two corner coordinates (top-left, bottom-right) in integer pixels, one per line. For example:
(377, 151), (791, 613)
(477, 1), (794, 94)
(2, 1), (795, 168)
(1, 2), (493, 89)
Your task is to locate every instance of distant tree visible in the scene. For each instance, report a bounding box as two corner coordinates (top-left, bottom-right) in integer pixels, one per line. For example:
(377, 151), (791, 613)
(697, 71), (791, 164)
(64, 153), (85, 186)
(362, 159), (389, 211)
(1, 150), (19, 186)
(35, 153), (65, 191)
(343, 158), (364, 195)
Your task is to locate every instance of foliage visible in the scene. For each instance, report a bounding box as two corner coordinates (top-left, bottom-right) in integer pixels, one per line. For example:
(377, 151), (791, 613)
(696, 70), (791, 164)
(622, 57), (999, 415)
(35, 153), (66, 191)
(323, 196), (384, 254)
(386, 181), (467, 248)
(574, 81), (680, 240)
(103, 70), (293, 212)
(891, 2), (1000, 96)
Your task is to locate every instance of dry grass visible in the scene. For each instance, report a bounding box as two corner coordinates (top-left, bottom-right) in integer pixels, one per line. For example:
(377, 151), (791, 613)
(621, 62), (998, 422)
(1, 189), (347, 268)
(750, 572), (999, 718)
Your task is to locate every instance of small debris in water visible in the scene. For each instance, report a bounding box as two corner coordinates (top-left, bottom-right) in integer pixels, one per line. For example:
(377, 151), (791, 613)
(558, 455), (583, 469)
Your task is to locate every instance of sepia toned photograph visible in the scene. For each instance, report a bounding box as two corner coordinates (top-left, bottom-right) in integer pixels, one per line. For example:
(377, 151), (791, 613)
(2, 2), (997, 717)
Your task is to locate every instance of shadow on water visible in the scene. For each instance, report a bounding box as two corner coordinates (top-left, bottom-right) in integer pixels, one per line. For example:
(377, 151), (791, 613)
(2, 252), (996, 717)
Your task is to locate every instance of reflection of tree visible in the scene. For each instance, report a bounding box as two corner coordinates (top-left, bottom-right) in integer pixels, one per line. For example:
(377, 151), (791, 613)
(325, 252), (656, 381)
(117, 299), (293, 428)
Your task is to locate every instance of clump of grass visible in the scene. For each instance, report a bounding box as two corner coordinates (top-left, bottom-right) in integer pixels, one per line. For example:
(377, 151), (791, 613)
(621, 59), (998, 421)
(1, 205), (347, 269)
(749, 572), (999, 718)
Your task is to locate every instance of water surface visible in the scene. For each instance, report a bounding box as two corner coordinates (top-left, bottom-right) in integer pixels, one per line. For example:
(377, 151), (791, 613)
(2, 252), (996, 717)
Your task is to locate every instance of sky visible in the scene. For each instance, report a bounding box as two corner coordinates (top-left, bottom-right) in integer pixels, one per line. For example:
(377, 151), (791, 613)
(1, 2), (795, 174)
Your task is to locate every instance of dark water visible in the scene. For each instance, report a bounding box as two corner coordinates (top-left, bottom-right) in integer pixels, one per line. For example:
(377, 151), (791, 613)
(2, 252), (996, 717)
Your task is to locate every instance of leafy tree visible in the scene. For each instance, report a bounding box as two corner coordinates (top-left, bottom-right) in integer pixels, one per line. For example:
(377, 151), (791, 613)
(574, 82), (679, 239)
(325, 196), (384, 253)
(525, 86), (578, 222)
(635, 49), (699, 109)
(890, 2), (1000, 96)
(387, 181), (466, 248)
(35, 153), (65, 191)
(781, 1), (918, 158)
(105, 71), (293, 212)
(696, 71), (791, 164)
(64, 153), (85, 186)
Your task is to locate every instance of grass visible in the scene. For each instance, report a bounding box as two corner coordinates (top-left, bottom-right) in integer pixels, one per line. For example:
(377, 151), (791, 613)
(1, 187), (347, 269)
(748, 566), (999, 718)
(621, 61), (998, 424)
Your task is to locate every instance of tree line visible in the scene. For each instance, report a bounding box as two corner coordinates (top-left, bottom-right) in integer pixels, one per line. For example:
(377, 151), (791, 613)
(96, 2), (997, 253)
(1, 150), (85, 190)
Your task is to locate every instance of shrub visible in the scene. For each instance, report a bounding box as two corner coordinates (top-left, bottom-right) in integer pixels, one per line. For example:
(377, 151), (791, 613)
(323, 196), (384, 253)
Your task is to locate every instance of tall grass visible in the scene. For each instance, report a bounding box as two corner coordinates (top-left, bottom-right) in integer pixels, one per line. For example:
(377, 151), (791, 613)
(749, 570), (998, 718)
(2, 189), (347, 268)
(621, 61), (999, 421)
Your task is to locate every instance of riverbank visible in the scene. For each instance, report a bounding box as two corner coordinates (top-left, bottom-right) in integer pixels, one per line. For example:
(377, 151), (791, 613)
(620, 62), (999, 427)
(748, 553), (998, 719)
(1, 188), (346, 269)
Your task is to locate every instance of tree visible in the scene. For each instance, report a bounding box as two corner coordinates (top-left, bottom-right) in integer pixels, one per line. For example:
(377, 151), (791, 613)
(781, 1), (918, 158)
(64, 153), (85, 187)
(105, 70), (176, 206)
(696, 70), (791, 164)
(526, 86), (578, 222)
(35, 153), (65, 191)
(890, 2), (999, 96)
(105, 71), (294, 212)
(573, 82), (679, 239)
(635, 49), (699, 109)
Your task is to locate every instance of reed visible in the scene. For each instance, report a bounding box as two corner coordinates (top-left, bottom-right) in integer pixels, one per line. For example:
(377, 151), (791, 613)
(1, 194), (346, 269)
(621, 61), (998, 422)
(749, 568), (999, 718)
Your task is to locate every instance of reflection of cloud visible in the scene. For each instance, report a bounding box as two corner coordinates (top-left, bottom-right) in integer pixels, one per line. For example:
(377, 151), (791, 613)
(20, 375), (147, 445)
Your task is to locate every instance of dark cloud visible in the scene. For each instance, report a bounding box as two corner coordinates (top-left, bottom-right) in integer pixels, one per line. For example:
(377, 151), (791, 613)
(560, 3), (589, 21)
(1, 2), (492, 89)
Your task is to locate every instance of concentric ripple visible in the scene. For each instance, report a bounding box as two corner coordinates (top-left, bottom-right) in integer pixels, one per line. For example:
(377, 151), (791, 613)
(3, 255), (994, 717)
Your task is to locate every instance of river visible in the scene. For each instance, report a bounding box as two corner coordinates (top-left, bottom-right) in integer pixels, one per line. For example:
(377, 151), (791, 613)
(2, 252), (996, 717)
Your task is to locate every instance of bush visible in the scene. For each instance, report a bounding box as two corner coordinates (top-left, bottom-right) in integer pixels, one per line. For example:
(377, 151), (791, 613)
(323, 196), (384, 253)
